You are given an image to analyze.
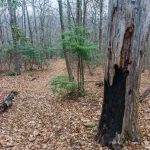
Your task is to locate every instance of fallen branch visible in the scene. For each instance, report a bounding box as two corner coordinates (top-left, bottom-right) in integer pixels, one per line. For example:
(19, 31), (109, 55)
(30, 77), (37, 81)
(85, 80), (104, 87)
(95, 81), (104, 87)
(139, 87), (150, 102)
(0, 91), (18, 113)
(85, 80), (101, 82)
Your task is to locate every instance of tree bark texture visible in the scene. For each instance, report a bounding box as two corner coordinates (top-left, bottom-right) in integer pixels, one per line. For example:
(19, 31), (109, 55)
(96, 0), (150, 148)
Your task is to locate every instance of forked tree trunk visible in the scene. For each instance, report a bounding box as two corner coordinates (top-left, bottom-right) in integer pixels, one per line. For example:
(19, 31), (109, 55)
(96, 0), (150, 148)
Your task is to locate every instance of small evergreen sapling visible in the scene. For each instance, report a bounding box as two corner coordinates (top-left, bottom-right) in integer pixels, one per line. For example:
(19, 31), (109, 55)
(50, 75), (77, 97)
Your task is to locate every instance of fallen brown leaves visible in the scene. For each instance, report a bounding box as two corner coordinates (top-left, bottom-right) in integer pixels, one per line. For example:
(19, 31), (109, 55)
(0, 59), (149, 150)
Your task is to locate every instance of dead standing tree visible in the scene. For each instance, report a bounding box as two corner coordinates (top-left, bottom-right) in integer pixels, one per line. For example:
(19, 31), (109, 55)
(96, 0), (150, 148)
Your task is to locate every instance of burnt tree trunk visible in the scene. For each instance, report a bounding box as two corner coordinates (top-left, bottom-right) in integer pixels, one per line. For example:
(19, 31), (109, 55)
(96, 0), (150, 148)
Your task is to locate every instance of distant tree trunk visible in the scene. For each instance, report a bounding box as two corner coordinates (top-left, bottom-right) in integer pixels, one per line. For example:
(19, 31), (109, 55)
(22, 0), (26, 37)
(96, 0), (149, 148)
(39, 7), (45, 48)
(66, 0), (75, 24)
(25, 1), (33, 45)
(0, 18), (4, 44)
(142, 25), (150, 72)
(99, 0), (103, 53)
(83, 0), (93, 76)
(67, 0), (74, 71)
(76, 0), (82, 25)
(137, 7), (150, 96)
(58, 0), (74, 81)
(4, 14), (10, 43)
(67, 0), (71, 30)
(7, 0), (21, 75)
(76, 0), (85, 92)
(32, 0), (38, 45)
(83, 0), (87, 29)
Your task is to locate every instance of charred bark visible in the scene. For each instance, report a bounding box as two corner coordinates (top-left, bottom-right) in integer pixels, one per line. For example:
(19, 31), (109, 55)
(96, 65), (128, 147)
(96, 0), (150, 148)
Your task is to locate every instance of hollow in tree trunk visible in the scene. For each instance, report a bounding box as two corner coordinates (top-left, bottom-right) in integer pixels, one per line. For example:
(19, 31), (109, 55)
(96, 0), (150, 148)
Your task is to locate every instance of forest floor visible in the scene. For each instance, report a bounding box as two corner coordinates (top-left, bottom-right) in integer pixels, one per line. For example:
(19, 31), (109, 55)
(0, 59), (150, 150)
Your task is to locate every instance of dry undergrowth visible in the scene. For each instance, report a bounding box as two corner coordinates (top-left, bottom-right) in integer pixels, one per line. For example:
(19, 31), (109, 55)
(0, 59), (149, 150)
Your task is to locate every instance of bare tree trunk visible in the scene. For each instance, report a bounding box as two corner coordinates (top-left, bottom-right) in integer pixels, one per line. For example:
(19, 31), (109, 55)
(76, 0), (85, 92)
(83, 0), (87, 29)
(76, 0), (82, 25)
(66, 0), (76, 24)
(58, 0), (74, 81)
(96, 0), (149, 148)
(32, 0), (38, 45)
(142, 25), (150, 71)
(0, 18), (4, 44)
(83, 0), (94, 76)
(67, 0), (71, 30)
(22, 0), (26, 36)
(25, 1), (33, 45)
(4, 14), (10, 43)
(137, 6), (150, 97)
(7, 0), (21, 75)
(99, 0), (103, 53)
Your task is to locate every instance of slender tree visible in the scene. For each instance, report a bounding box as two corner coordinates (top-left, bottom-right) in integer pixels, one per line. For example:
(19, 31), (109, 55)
(25, 0), (33, 45)
(67, 0), (71, 30)
(99, 0), (103, 52)
(76, 0), (85, 92)
(0, 18), (4, 44)
(7, 0), (21, 75)
(22, 0), (26, 37)
(58, 0), (74, 81)
(32, 0), (38, 45)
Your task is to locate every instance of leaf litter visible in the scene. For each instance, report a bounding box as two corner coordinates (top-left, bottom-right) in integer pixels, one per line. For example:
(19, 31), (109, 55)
(0, 59), (149, 150)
